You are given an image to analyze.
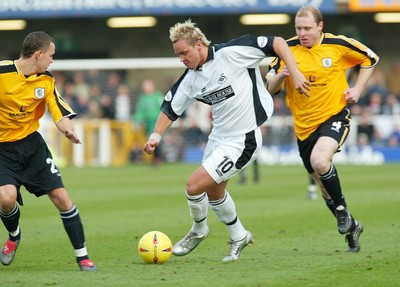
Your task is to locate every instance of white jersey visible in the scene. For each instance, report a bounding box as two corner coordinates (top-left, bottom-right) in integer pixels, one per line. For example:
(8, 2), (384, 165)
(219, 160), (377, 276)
(162, 35), (276, 138)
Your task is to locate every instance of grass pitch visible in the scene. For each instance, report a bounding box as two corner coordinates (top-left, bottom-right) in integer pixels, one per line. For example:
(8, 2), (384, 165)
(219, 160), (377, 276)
(0, 163), (399, 287)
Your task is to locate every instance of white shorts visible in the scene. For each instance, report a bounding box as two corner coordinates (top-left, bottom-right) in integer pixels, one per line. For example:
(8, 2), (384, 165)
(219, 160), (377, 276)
(202, 127), (262, 184)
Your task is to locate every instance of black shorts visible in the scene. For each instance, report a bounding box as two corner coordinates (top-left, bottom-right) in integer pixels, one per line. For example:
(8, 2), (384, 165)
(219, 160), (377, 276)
(297, 108), (351, 174)
(0, 132), (64, 201)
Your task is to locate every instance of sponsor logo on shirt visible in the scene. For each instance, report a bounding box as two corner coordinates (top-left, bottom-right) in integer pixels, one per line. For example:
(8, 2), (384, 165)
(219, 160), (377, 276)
(201, 86), (235, 105)
(9, 111), (32, 119)
(308, 75), (327, 87)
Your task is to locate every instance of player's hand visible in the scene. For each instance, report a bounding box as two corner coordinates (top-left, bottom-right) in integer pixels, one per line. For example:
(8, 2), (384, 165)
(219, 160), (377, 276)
(143, 140), (158, 154)
(144, 132), (162, 154)
(344, 87), (361, 104)
(280, 66), (290, 77)
(282, 66), (310, 96)
(292, 70), (310, 97)
(64, 130), (81, 144)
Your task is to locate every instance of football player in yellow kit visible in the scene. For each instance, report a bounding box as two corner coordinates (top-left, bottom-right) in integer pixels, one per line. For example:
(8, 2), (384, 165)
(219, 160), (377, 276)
(266, 6), (379, 253)
(0, 31), (96, 271)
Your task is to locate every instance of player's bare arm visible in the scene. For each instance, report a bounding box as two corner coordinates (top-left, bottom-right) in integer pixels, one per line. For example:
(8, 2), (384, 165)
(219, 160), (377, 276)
(272, 37), (310, 96)
(266, 66), (289, 95)
(344, 67), (375, 104)
(56, 117), (81, 144)
(144, 112), (173, 154)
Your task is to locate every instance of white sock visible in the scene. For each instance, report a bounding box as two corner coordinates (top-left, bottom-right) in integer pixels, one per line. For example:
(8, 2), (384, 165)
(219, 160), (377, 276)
(75, 246), (88, 258)
(10, 226), (20, 237)
(209, 191), (246, 241)
(186, 191), (209, 235)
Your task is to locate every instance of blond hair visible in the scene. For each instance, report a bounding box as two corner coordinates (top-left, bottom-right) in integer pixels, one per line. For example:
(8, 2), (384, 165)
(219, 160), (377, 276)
(169, 19), (211, 46)
(296, 6), (323, 25)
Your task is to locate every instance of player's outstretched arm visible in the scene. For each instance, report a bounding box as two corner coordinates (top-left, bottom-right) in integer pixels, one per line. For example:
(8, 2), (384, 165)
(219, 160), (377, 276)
(143, 112), (173, 154)
(56, 117), (81, 144)
(344, 66), (375, 104)
(266, 66), (289, 95)
(272, 37), (310, 96)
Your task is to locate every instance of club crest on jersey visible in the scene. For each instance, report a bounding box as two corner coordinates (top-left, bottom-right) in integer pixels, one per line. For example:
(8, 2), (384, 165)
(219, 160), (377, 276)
(257, 36), (268, 48)
(322, 58), (332, 68)
(34, 88), (45, 99)
(217, 73), (227, 84)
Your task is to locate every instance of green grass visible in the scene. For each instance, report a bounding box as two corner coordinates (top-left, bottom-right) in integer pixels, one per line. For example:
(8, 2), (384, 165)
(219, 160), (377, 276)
(1, 163), (399, 287)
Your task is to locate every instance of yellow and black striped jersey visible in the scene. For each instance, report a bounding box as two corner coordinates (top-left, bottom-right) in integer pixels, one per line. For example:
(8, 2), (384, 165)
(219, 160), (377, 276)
(0, 60), (76, 142)
(267, 33), (379, 141)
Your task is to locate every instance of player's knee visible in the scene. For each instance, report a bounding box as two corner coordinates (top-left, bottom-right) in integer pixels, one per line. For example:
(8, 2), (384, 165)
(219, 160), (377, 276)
(310, 157), (330, 174)
(0, 189), (18, 211)
(185, 182), (196, 196)
(48, 188), (73, 211)
(185, 180), (203, 196)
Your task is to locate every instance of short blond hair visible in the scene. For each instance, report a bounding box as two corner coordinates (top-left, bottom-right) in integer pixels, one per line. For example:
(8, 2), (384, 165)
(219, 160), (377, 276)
(169, 19), (211, 46)
(296, 6), (323, 25)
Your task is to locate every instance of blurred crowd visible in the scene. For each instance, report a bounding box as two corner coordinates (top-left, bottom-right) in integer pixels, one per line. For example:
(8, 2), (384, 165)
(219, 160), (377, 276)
(50, 62), (400, 163)
(51, 69), (212, 163)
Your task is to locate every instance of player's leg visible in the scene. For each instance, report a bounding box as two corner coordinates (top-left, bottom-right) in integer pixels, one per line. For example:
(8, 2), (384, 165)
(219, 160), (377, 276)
(0, 185), (21, 266)
(172, 165), (217, 256)
(48, 188), (97, 271)
(208, 185), (254, 262)
(311, 136), (352, 230)
(311, 137), (363, 251)
(309, 172), (336, 215)
(312, 108), (362, 235)
(0, 143), (24, 267)
(311, 136), (354, 231)
(209, 185), (245, 242)
(253, 159), (260, 183)
(307, 175), (318, 200)
(174, 129), (260, 259)
(173, 134), (228, 257)
(24, 134), (97, 271)
(173, 164), (254, 261)
(207, 129), (259, 261)
(300, 113), (363, 252)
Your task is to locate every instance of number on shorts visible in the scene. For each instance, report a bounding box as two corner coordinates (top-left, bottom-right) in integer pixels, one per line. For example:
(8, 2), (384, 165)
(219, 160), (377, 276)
(215, 156), (234, 176)
(46, 158), (59, 174)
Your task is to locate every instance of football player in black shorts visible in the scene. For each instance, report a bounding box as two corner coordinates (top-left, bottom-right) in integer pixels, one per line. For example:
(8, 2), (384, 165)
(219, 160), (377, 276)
(267, 6), (379, 252)
(0, 31), (96, 271)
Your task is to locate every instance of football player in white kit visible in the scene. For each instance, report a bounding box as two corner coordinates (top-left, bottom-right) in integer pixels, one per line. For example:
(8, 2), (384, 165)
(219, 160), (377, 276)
(144, 19), (310, 262)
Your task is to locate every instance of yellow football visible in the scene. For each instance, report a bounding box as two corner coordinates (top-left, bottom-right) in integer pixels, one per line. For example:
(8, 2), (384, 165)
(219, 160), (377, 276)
(138, 231), (172, 264)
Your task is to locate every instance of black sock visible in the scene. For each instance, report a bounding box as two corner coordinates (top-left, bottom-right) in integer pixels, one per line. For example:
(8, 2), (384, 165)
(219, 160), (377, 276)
(60, 205), (86, 251)
(0, 205), (21, 241)
(349, 217), (356, 233)
(324, 198), (336, 217)
(319, 164), (346, 208)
